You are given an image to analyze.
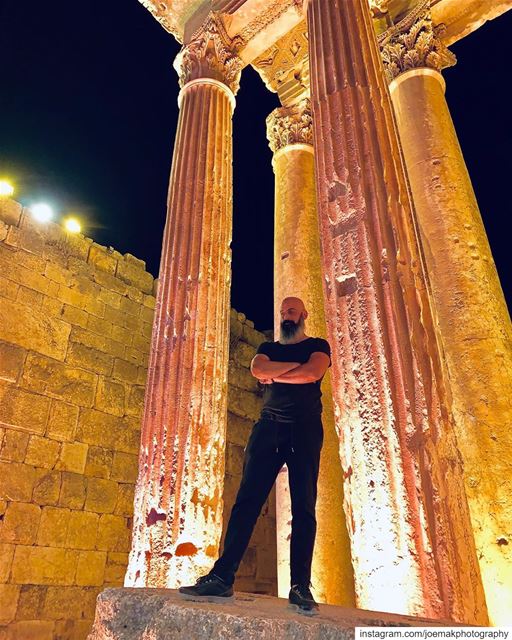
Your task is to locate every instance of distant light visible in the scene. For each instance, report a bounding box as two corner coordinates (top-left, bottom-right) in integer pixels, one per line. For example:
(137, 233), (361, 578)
(65, 218), (81, 233)
(0, 180), (14, 197)
(31, 203), (54, 223)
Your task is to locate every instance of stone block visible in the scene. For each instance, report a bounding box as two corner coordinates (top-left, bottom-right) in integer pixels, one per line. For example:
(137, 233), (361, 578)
(76, 409), (124, 450)
(143, 294), (155, 310)
(0, 384), (51, 435)
(0, 428), (30, 462)
(227, 385), (262, 422)
(226, 443), (244, 477)
(111, 451), (138, 483)
(115, 418), (141, 455)
(66, 511), (99, 550)
(61, 303), (89, 329)
(126, 385), (145, 417)
(141, 322), (152, 339)
(75, 550), (107, 586)
(98, 287), (122, 309)
(105, 552), (129, 585)
(96, 514), (131, 552)
(0, 198), (22, 226)
(228, 362), (259, 392)
(0, 584), (20, 624)
(37, 506), (70, 547)
(114, 483), (135, 516)
(85, 446), (114, 479)
(66, 342), (114, 376)
(21, 353), (97, 408)
(69, 325), (106, 351)
(119, 295), (141, 318)
(41, 295), (64, 317)
(85, 477), (118, 513)
(88, 243), (118, 275)
(55, 441), (88, 473)
(0, 543), (15, 582)
(0, 461), (42, 502)
(87, 314), (113, 337)
(93, 270), (128, 296)
(24, 435), (61, 469)
(226, 412), (253, 447)
(104, 339), (126, 360)
(232, 340), (256, 368)
(0, 501), (41, 544)
(16, 284), (44, 308)
(44, 261), (74, 286)
(33, 471), (62, 505)
(43, 585), (98, 620)
(59, 472), (86, 510)
(112, 324), (133, 346)
(0, 273), (19, 300)
(5, 620), (54, 639)
(125, 346), (146, 367)
(116, 259), (153, 294)
(0, 341), (26, 383)
(15, 584), (47, 620)
(132, 331), (150, 352)
(95, 377), (125, 417)
(11, 545), (79, 585)
(126, 285), (144, 304)
(242, 323), (265, 349)
(112, 359), (138, 384)
(46, 400), (79, 442)
(104, 306), (128, 329)
(54, 619), (93, 640)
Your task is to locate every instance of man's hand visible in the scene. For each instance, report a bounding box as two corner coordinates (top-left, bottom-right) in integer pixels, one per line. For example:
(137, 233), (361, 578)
(259, 378), (273, 385)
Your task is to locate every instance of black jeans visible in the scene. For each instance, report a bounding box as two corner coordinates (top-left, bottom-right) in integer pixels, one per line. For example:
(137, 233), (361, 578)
(212, 413), (324, 587)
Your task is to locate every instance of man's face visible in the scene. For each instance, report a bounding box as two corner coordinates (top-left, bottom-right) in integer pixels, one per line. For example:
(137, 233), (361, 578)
(280, 305), (304, 338)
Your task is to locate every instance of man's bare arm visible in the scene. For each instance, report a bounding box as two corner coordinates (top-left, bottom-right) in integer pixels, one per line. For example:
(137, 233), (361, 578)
(272, 352), (330, 384)
(250, 354), (301, 380)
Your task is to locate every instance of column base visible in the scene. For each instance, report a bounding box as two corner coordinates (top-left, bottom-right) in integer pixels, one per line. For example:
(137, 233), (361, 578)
(88, 587), (461, 639)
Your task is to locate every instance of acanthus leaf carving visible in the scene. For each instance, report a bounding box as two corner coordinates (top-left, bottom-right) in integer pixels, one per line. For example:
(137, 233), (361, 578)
(173, 12), (244, 94)
(266, 98), (313, 153)
(378, 0), (456, 82)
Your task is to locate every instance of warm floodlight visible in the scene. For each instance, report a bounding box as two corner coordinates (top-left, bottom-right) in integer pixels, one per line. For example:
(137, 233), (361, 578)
(64, 218), (81, 233)
(31, 203), (54, 223)
(0, 180), (14, 197)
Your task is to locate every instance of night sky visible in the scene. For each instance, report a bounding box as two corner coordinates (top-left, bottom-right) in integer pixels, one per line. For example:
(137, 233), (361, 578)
(1, 1), (511, 332)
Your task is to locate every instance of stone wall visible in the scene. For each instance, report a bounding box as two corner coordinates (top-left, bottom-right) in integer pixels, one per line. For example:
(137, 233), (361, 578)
(0, 199), (276, 639)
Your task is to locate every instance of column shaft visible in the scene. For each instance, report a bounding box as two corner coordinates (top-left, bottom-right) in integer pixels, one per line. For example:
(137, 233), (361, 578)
(125, 79), (234, 588)
(268, 116), (355, 603)
(389, 67), (512, 625)
(306, 0), (487, 622)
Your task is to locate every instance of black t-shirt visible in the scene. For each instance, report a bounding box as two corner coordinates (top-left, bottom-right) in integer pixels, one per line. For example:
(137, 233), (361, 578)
(256, 337), (332, 422)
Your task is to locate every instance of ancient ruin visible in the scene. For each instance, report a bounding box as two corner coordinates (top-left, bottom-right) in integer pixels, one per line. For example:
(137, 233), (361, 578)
(1, 0), (512, 638)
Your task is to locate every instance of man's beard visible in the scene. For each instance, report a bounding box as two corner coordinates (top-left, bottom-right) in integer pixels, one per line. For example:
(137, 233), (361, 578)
(280, 316), (304, 341)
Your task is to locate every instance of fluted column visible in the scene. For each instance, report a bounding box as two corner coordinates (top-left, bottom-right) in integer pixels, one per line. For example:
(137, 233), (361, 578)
(266, 99), (356, 606)
(305, 0), (487, 623)
(380, 4), (512, 625)
(125, 14), (242, 589)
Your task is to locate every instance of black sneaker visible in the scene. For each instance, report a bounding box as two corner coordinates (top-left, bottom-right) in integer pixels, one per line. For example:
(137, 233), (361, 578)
(288, 583), (320, 616)
(178, 573), (234, 603)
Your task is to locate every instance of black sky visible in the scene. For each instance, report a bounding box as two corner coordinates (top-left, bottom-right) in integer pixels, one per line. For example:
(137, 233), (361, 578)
(0, 1), (510, 332)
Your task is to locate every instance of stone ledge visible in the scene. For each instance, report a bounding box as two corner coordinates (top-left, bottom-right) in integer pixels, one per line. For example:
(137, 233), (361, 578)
(88, 587), (452, 640)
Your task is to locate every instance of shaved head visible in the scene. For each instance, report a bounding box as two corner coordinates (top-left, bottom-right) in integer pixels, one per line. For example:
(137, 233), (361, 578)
(279, 297), (309, 343)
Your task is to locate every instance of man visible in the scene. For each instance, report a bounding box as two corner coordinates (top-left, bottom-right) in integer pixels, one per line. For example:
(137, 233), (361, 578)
(179, 297), (331, 615)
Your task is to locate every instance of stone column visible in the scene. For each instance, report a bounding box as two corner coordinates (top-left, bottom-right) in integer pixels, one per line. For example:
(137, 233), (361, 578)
(304, 0), (488, 623)
(266, 99), (356, 606)
(379, 5), (512, 625)
(125, 14), (242, 589)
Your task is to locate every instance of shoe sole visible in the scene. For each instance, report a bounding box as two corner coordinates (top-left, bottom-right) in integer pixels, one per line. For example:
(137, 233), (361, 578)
(178, 592), (235, 605)
(287, 603), (319, 617)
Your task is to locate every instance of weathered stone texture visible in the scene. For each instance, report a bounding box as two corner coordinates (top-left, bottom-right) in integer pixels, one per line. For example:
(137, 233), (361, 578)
(0, 198), (272, 638)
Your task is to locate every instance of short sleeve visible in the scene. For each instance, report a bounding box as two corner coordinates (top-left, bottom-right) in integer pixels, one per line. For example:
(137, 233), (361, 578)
(256, 341), (272, 357)
(313, 338), (332, 367)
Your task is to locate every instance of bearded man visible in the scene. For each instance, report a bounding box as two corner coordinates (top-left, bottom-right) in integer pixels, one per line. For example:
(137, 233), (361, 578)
(179, 297), (331, 615)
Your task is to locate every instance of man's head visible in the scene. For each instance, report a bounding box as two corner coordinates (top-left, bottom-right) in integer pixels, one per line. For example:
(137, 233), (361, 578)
(279, 297), (308, 341)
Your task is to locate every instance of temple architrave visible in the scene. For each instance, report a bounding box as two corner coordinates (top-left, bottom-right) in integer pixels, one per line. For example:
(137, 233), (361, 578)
(124, 0), (512, 628)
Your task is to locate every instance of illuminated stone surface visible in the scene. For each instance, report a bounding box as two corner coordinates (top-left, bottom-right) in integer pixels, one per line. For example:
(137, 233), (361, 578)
(267, 99), (355, 606)
(305, 0), (487, 623)
(380, 7), (512, 625)
(88, 587), (455, 639)
(125, 15), (242, 589)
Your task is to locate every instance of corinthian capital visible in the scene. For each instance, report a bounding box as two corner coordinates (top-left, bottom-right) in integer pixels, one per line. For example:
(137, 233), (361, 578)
(266, 98), (313, 154)
(378, 0), (456, 83)
(173, 13), (244, 95)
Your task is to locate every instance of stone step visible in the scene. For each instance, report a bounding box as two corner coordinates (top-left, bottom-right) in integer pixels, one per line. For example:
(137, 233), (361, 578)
(88, 587), (456, 639)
